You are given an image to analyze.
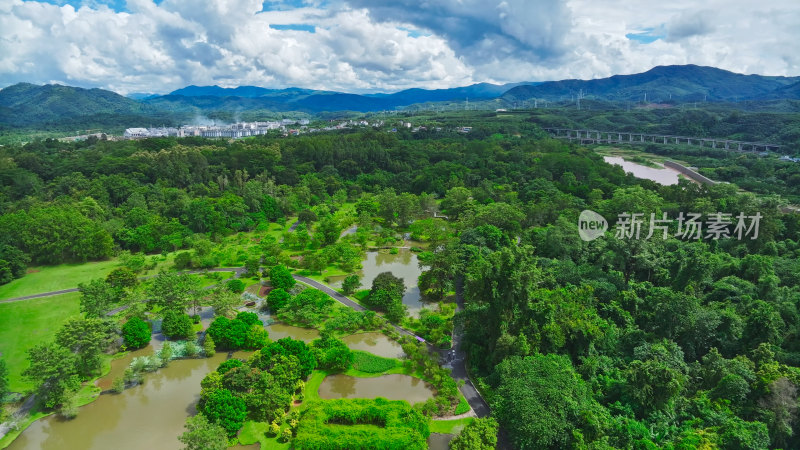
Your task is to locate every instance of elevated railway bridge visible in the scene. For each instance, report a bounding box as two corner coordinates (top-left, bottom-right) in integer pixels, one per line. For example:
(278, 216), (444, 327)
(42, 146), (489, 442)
(543, 128), (782, 153)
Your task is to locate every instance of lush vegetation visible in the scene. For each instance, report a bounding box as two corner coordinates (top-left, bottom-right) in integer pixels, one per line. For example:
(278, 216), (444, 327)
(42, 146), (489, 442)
(294, 398), (430, 450)
(2, 112), (800, 449)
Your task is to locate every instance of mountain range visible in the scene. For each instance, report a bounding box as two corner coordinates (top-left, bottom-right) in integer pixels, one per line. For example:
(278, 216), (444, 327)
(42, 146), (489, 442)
(1, 65), (799, 128)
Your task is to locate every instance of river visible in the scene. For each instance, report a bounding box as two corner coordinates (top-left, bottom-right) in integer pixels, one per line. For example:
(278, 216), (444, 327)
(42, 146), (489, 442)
(603, 156), (683, 186)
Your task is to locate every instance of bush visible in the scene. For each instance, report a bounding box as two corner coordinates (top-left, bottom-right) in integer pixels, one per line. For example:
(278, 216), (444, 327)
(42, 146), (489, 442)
(111, 377), (125, 394)
(122, 317), (151, 349)
(352, 351), (397, 373)
(106, 267), (138, 288)
(173, 251), (192, 270)
(226, 279), (245, 293)
(185, 341), (199, 357)
(162, 311), (194, 340)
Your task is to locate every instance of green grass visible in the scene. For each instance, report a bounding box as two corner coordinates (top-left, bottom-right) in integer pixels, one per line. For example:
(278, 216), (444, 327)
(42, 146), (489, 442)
(351, 350), (399, 373)
(0, 292), (81, 392)
(237, 421), (291, 449)
(0, 260), (121, 300)
(429, 417), (474, 434)
(454, 395), (471, 415)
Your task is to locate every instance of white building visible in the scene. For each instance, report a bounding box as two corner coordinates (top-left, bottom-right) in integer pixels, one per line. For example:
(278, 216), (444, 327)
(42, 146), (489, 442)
(124, 128), (150, 138)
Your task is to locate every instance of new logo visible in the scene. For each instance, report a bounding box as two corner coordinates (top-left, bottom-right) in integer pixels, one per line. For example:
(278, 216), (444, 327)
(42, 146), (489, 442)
(578, 210), (608, 241)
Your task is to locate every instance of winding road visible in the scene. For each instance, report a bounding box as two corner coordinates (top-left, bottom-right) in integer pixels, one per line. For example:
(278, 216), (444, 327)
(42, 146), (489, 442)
(0, 267), (491, 420)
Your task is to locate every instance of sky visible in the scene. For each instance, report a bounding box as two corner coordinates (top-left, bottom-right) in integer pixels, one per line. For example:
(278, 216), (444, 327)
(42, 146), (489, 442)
(0, 0), (798, 95)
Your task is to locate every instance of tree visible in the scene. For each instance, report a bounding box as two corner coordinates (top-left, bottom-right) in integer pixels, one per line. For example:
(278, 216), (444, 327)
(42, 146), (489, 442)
(150, 271), (199, 311)
(159, 341), (174, 367)
(23, 343), (79, 409)
(311, 335), (353, 372)
(370, 272), (405, 301)
(0, 358), (9, 402)
(162, 311), (195, 340)
(55, 317), (116, 377)
(179, 413), (229, 450)
(341, 275), (361, 296)
(269, 265), (295, 290)
(122, 317), (151, 349)
(449, 417), (498, 450)
(260, 338), (317, 379)
(0, 244), (29, 285)
(492, 354), (603, 449)
(209, 287), (241, 318)
(315, 216), (341, 247)
(203, 335), (216, 357)
(267, 288), (291, 311)
(77, 278), (120, 318)
(244, 257), (261, 278)
(105, 267), (138, 289)
(200, 388), (247, 437)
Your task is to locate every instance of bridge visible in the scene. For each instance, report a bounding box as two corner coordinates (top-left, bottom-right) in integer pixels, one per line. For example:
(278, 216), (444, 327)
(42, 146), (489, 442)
(543, 128), (782, 153)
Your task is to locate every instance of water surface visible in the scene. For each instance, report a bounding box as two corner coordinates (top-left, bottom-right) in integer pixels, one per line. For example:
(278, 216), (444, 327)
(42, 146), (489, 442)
(328, 250), (431, 317)
(604, 156), (682, 186)
(318, 374), (434, 404)
(342, 332), (405, 359)
(428, 433), (455, 450)
(9, 353), (228, 450)
(266, 322), (320, 342)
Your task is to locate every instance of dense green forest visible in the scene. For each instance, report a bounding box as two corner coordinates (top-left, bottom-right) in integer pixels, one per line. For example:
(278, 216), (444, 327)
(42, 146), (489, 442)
(2, 123), (800, 449)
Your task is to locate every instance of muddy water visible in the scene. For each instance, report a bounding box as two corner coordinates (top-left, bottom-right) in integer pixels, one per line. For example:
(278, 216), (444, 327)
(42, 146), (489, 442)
(342, 332), (405, 359)
(604, 156), (682, 186)
(9, 353), (228, 450)
(328, 250), (431, 317)
(428, 433), (455, 450)
(266, 322), (320, 342)
(318, 374), (434, 404)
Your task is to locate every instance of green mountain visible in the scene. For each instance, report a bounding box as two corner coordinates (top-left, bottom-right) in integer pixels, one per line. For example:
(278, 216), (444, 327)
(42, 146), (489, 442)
(0, 83), (158, 127)
(502, 65), (800, 103)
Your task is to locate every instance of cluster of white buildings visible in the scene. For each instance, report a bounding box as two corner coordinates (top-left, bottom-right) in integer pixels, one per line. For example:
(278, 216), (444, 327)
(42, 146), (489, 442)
(124, 120), (310, 139)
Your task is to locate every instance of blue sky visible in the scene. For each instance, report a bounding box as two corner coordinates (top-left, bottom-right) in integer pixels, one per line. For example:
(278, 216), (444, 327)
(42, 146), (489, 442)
(2, 0), (798, 94)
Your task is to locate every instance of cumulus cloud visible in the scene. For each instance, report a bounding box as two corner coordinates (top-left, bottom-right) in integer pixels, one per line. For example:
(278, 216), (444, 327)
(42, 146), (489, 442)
(666, 10), (715, 42)
(0, 0), (798, 94)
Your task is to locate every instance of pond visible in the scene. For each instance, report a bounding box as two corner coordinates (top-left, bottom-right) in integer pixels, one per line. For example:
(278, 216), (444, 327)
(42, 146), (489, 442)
(341, 332), (405, 359)
(317, 374), (435, 404)
(428, 433), (455, 450)
(9, 352), (229, 450)
(266, 322), (320, 343)
(604, 156), (683, 186)
(328, 250), (431, 317)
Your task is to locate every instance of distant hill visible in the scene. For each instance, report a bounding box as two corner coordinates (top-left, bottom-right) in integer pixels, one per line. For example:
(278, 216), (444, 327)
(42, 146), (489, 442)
(3, 66), (800, 128)
(164, 82), (530, 112)
(0, 83), (155, 127)
(502, 65), (800, 103)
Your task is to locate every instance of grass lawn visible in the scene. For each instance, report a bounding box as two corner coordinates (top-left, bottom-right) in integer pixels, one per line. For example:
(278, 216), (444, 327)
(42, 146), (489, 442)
(0, 292), (81, 392)
(238, 421), (291, 450)
(351, 350), (399, 373)
(0, 260), (121, 300)
(429, 417), (474, 434)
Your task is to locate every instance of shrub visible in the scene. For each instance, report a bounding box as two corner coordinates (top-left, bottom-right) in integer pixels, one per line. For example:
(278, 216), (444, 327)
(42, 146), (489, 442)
(226, 279), (245, 293)
(207, 313), (268, 351)
(162, 311), (194, 340)
(185, 341), (199, 357)
(122, 317), (151, 349)
(111, 377), (125, 394)
(106, 267), (138, 288)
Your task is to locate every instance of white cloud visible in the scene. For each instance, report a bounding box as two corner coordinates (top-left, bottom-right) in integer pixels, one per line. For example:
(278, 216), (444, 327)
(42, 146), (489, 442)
(0, 0), (797, 94)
